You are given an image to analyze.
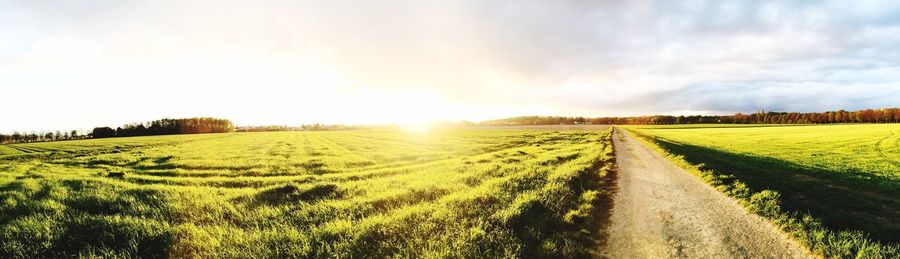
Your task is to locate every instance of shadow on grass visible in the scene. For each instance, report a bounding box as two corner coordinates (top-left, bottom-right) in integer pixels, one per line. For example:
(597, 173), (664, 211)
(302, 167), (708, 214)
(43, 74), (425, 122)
(591, 154), (618, 254)
(253, 182), (343, 207)
(654, 139), (900, 243)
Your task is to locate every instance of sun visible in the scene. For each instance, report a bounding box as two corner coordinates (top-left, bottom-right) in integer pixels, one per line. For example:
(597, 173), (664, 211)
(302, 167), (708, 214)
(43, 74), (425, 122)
(351, 88), (455, 132)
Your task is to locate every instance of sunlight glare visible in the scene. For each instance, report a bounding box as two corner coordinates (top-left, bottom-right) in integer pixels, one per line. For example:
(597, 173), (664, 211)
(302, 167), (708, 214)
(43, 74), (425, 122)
(399, 122), (432, 134)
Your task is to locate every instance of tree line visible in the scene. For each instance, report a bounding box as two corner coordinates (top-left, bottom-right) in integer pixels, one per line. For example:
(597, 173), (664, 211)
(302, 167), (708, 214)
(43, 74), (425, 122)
(481, 108), (900, 125)
(1, 118), (235, 145)
(92, 118), (235, 138)
(0, 130), (86, 145)
(4, 108), (898, 145)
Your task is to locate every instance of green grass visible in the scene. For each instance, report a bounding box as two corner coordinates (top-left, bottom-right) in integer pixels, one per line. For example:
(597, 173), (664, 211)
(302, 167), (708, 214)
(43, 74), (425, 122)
(0, 128), (615, 258)
(626, 124), (900, 258)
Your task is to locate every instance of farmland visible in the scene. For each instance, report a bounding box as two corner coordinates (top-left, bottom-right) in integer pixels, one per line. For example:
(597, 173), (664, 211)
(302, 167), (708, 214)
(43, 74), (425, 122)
(628, 124), (900, 256)
(0, 128), (615, 258)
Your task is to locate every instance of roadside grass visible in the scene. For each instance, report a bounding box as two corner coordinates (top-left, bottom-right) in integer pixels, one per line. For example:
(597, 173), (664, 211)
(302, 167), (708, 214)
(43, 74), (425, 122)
(0, 128), (615, 258)
(623, 124), (900, 258)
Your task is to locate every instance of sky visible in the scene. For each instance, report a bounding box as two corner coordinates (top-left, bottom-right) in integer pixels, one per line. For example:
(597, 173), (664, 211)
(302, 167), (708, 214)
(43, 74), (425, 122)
(2, 0), (900, 133)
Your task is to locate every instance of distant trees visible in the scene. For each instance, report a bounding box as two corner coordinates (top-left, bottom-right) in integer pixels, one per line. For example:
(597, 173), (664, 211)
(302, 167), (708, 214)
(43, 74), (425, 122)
(1, 117), (234, 144)
(92, 127), (117, 139)
(480, 108), (900, 126)
(0, 130), (86, 145)
(236, 125), (294, 132)
(92, 118), (234, 139)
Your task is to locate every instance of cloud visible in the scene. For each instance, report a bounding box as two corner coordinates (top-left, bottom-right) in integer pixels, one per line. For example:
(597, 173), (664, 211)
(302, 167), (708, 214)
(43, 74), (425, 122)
(1, 0), (900, 131)
(613, 80), (900, 114)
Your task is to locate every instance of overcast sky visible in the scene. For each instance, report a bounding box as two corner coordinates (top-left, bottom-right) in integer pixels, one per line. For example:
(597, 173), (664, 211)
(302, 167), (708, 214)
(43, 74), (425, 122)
(2, 0), (900, 132)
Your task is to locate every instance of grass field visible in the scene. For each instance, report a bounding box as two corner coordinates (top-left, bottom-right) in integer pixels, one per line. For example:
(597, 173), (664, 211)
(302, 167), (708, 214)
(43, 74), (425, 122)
(628, 124), (900, 256)
(0, 128), (614, 258)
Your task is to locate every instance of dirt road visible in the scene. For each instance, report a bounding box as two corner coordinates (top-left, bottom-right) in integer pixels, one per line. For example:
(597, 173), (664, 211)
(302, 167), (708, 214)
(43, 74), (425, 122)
(600, 129), (811, 258)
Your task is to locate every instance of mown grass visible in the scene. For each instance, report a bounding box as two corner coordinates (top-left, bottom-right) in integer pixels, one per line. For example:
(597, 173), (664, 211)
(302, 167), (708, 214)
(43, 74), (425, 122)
(625, 124), (900, 258)
(0, 128), (615, 258)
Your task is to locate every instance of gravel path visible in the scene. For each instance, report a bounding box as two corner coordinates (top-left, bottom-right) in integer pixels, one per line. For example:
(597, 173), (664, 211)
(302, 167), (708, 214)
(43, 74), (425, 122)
(600, 129), (812, 258)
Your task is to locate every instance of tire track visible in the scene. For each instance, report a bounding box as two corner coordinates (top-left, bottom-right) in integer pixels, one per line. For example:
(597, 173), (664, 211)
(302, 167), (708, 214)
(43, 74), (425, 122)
(875, 130), (900, 169)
